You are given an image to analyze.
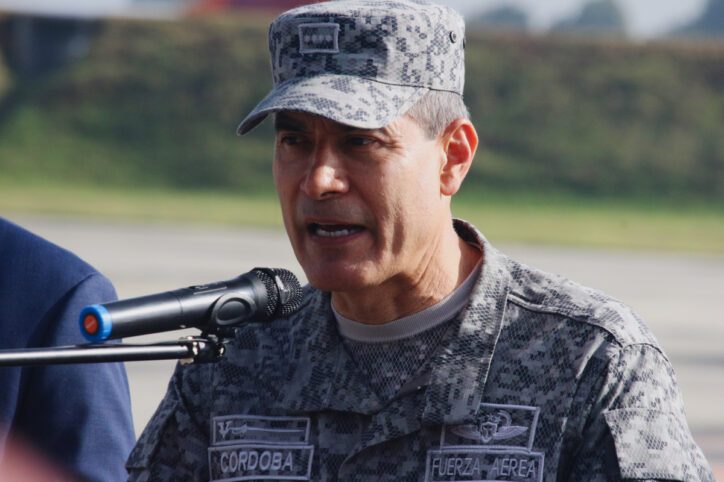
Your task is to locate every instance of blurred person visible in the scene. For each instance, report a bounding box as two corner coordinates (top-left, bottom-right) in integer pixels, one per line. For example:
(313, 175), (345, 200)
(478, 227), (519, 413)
(0, 217), (135, 480)
(0, 432), (80, 481)
(127, 0), (713, 480)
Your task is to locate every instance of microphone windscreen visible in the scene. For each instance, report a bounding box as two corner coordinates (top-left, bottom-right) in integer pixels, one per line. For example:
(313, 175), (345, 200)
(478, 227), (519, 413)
(253, 268), (303, 318)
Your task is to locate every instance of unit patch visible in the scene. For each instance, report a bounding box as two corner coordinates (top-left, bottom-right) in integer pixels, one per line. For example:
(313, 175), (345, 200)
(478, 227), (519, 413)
(426, 403), (544, 482)
(209, 415), (314, 481)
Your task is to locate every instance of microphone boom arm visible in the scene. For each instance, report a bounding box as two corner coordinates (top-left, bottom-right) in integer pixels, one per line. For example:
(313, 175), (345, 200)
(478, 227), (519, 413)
(0, 335), (227, 367)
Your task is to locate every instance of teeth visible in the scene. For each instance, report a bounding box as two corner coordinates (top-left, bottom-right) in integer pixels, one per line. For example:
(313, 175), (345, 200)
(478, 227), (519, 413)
(315, 226), (353, 237)
(313, 224), (361, 238)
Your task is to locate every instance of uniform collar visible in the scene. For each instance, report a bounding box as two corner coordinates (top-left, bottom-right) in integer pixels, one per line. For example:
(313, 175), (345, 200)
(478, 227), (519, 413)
(277, 220), (511, 423)
(421, 219), (511, 426)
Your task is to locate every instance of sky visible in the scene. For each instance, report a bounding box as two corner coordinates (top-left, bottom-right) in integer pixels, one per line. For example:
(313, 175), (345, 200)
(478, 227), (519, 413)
(437, 0), (710, 39)
(0, 0), (712, 38)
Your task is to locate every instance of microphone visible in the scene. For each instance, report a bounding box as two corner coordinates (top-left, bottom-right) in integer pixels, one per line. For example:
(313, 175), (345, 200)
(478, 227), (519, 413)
(79, 268), (302, 342)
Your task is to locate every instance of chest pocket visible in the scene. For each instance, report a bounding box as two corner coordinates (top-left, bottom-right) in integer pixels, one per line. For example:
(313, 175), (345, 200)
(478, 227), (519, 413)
(604, 408), (688, 481)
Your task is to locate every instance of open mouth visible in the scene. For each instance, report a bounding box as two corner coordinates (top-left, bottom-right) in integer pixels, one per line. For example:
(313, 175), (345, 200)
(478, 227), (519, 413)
(309, 223), (365, 238)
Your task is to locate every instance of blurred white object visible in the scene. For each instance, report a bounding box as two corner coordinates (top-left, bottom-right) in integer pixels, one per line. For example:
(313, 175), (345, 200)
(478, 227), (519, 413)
(0, 0), (189, 19)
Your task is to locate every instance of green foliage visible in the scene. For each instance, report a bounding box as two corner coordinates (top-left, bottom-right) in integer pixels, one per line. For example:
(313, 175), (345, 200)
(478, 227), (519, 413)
(464, 33), (724, 201)
(0, 15), (723, 204)
(0, 14), (276, 193)
(0, 50), (10, 96)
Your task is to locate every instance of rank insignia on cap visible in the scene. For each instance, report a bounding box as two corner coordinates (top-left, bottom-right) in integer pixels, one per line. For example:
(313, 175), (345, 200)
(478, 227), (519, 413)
(299, 23), (340, 54)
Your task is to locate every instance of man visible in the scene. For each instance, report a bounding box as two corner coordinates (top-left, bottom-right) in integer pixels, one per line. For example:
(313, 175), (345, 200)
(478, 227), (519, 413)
(0, 217), (136, 480)
(127, 1), (713, 480)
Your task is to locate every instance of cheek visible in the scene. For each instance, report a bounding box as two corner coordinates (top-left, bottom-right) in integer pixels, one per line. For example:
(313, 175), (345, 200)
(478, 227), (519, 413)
(273, 170), (298, 229)
(386, 164), (444, 250)
(375, 157), (437, 219)
(273, 159), (297, 200)
(396, 164), (440, 211)
(272, 160), (282, 192)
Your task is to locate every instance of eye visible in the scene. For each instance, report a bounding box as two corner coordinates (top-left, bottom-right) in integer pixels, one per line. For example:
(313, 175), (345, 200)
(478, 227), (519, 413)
(279, 134), (302, 146)
(346, 136), (374, 147)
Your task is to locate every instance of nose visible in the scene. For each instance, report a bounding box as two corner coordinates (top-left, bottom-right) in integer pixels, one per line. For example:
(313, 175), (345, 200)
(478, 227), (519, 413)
(301, 144), (349, 200)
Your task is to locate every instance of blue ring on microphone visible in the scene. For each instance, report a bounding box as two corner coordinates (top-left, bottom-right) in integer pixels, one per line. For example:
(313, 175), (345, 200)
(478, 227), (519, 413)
(79, 305), (113, 342)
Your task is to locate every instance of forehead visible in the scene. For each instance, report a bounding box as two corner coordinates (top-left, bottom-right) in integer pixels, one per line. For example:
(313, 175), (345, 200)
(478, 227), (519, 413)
(274, 110), (424, 138)
(274, 111), (358, 132)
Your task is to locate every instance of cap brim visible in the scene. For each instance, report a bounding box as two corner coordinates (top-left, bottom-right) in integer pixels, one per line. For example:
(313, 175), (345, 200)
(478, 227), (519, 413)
(236, 74), (427, 135)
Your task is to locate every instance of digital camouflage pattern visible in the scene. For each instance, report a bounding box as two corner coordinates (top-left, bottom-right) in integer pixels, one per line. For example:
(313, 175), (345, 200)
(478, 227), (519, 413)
(127, 220), (714, 481)
(342, 318), (453, 402)
(237, 0), (466, 134)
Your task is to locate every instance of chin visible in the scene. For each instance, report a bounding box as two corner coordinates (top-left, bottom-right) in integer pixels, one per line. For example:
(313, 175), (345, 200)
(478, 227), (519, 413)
(303, 263), (374, 293)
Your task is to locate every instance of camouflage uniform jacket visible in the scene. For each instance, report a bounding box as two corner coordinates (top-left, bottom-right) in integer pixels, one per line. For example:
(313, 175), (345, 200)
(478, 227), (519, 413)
(127, 220), (713, 481)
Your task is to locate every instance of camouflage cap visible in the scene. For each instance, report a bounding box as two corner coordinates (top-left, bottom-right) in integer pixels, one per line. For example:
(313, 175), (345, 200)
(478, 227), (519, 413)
(236, 0), (466, 135)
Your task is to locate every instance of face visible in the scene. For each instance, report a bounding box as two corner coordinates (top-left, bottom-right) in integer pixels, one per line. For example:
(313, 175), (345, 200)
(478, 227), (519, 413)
(273, 111), (452, 296)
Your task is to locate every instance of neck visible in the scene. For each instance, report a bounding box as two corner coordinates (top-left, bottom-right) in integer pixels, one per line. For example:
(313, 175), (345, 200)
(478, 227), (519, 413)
(331, 222), (482, 325)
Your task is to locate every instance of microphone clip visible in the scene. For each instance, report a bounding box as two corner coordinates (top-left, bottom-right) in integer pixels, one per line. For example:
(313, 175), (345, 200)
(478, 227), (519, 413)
(179, 334), (227, 365)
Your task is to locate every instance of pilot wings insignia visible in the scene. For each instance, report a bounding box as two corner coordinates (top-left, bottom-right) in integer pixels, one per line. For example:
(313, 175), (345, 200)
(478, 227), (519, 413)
(451, 410), (528, 443)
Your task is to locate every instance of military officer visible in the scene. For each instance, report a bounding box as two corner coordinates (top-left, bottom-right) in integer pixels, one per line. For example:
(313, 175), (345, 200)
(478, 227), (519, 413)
(127, 1), (714, 480)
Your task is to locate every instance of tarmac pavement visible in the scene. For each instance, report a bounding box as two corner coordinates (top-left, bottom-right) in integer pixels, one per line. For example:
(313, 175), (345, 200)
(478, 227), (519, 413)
(6, 213), (724, 476)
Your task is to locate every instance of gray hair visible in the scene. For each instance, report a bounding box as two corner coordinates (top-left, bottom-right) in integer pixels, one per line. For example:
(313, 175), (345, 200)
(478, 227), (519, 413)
(405, 90), (470, 139)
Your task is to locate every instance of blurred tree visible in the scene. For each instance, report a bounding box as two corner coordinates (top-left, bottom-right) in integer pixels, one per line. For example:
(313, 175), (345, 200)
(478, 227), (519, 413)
(2, 16), (723, 202)
(0, 16), (99, 76)
(552, 0), (626, 36)
(0, 45), (9, 96)
(469, 6), (529, 32)
(674, 0), (724, 36)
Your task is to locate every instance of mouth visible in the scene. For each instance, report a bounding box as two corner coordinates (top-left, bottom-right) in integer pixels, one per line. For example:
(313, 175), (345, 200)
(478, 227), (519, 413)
(308, 223), (365, 238)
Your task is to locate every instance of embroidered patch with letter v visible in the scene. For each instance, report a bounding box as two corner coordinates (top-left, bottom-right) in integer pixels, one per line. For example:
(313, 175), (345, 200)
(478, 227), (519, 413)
(209, 415), (314, 481)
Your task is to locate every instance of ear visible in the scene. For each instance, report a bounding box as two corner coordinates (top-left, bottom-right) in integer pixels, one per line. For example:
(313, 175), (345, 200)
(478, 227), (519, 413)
(439, 118), (478, 197)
